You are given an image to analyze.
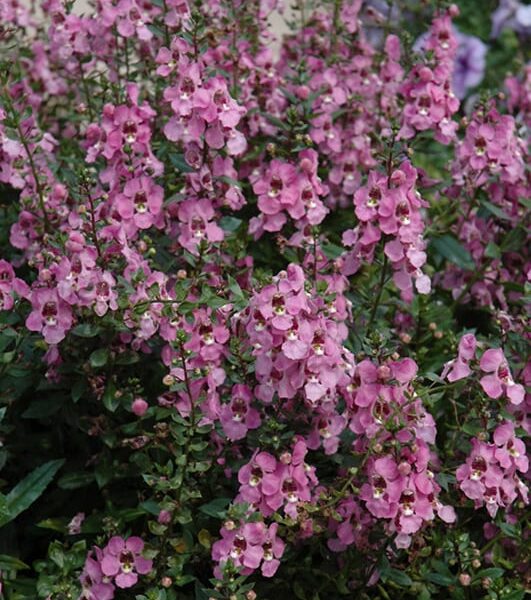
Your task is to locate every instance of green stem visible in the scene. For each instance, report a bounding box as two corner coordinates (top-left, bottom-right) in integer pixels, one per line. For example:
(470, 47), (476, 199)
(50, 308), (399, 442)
(78, 59), (95, 122)
(16, 121), (51, 233)
(367, 253), (388, 329)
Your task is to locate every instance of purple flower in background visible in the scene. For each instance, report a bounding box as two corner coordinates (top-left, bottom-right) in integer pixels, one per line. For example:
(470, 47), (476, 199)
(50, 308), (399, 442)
(453, 30), (488, 99)
(491, 0), (531, 38)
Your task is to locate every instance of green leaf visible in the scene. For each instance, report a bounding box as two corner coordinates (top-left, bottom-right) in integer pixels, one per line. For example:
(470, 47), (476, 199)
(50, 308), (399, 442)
(22, 397), (63, 419)
(479, 199), (511, 221)
(473, 567), (504, 582)
(0, 554), (30, 571)
(199, 498), (231, 519)
(72, 323), (102, 338)
(0, 459), (64, 528)
(381, 568), (412, 587)
(36, 518), (68, 532)
(90, 348), (109, 368)
(71, 378), (86, 403)
(219, 216), (242, 232)
(431, 235), (475, 270)
(484, 241), (501, 259)
(503, 590), (525, 600)
(425, 572), (455, 586)
(168, 152), (195, 173)
(58, 471), (95, 490)
(500, 226), (525, 253)
(321, 242), (344, 260)
(260, 112), (288, 130)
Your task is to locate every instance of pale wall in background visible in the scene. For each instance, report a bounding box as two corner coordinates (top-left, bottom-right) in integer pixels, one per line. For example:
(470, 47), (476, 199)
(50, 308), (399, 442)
(20, 0), (294, 47)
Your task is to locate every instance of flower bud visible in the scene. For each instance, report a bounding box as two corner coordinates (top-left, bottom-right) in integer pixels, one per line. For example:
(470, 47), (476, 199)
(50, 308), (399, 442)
(158, 510), (171, 524)
(482, 577), (491, 589)
(224, 520), (236, 531)
(280, 451), (292, 464)
(377, 365), (392, 381)
(132, 397), (148, 416)
(398, 461), (411, 476)
(459, 573), (471, 586)
(296, 85), (310, 100)
(163, 374), (175, 386)
(161, 577), (173, 588)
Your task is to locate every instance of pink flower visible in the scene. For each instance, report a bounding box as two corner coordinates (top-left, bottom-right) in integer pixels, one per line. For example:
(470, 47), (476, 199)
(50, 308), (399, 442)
(360, 456), (405, 519)
(177, 198), (224, 255)
(219, 384), (261, 441)
(101, 536), (153, 589)
(79, 547), (115, 600)
(116, 176), (163, 230)
(26, 288), (73, 344)
(212, 520), (284, 578)
(0, 259), (30, 310)
(444, 333), (477, 381)
(457, 435), (528, 517)
(238, 452), (280, 514)
(479, 348), (524, 405)
(212, 521), (265, 576)
(259, 522), (285, 577)
(493, 422), (528, 473)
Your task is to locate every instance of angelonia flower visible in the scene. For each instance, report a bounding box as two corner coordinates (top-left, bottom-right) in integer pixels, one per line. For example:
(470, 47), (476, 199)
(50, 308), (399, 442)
(443, 335), (525, 405)
(403, 8), (460, 143)
(343, 161), (431, 299)
(212, 521), (285, 578)
(236, 440), (319, 518)
(80, 536), (153, 597)
(457, 423), (528, 517)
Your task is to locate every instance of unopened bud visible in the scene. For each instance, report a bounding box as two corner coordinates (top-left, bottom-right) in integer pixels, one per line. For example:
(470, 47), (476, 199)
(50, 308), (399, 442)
(158, 510), (171, 524)
(448, 4), (460, 17)
(280, 448), (296, 464)
(377, 365), (391, 381)
(132, 397), (148, 416)
(482, 577), (491, 589)
(459, 573), (471, 586)
(296, 85), (310, 100)
(398, 461), (411, 476)
(163, 374), (175, 386)
(400, 333), (412, 344)
(161, 577), (172, 588)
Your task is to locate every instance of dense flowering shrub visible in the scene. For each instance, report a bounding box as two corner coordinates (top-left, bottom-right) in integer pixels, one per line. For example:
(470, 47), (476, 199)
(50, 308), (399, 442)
(0, 0), (528, 599)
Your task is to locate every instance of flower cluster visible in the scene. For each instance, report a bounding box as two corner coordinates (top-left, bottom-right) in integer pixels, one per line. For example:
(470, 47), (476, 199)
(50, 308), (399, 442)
(212, 521), (285, 578)
(401, 8), (460, 143)
(236, 440), (319, 518)
(457, 422), (528, 517)
(444, 335), (525, 405)
(344, 161), (431, 299)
